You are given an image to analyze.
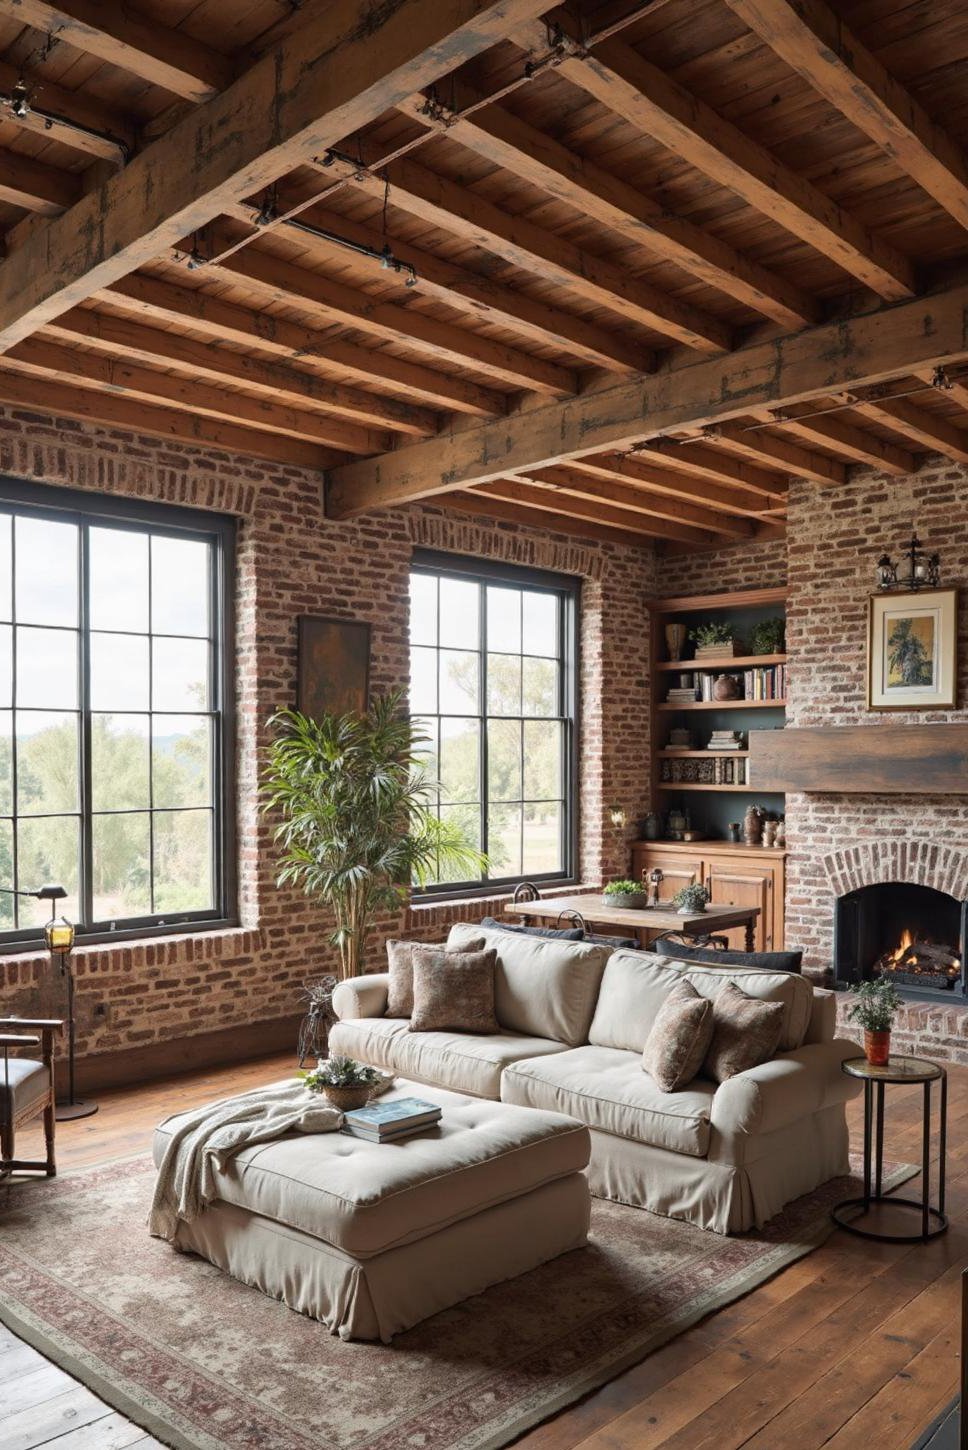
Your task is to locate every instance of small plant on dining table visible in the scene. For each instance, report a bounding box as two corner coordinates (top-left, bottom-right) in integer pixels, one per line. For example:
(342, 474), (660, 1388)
(672, 883), (710, 915)
(602, 878), (648, 908)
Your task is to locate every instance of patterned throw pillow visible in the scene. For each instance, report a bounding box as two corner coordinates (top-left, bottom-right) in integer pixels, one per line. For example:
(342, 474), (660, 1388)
(409, 945), (500, 1034)
(385, 937), (484, 1017)
(641, 980), (714, 1092)
(703, 980), (785, 1084)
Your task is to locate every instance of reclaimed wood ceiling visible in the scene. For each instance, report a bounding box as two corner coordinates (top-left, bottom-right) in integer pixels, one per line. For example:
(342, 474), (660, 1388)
(2, 0), (968, 550)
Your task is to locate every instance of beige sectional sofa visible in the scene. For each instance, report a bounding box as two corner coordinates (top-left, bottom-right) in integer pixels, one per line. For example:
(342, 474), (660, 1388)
(330, 922), (862, 1234)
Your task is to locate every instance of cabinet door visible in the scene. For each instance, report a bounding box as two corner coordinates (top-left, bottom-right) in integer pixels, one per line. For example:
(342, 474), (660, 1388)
(703, 857), (775, 950)
(632, 847), (704, 904)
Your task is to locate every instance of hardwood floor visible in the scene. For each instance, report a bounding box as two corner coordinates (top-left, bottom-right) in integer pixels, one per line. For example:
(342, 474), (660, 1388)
(1, 1053), (964, 1449)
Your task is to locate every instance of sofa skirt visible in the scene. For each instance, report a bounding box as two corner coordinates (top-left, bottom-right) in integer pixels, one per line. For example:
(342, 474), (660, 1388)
(169, 1170), (591, 1342)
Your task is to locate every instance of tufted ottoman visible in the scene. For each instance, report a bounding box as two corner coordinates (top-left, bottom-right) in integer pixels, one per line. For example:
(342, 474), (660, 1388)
(152, 1080), (591, 1342)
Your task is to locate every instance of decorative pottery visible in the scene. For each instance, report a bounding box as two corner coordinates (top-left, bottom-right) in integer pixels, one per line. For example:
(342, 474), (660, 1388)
(602, 891), (647, 910)
(677, 904), (706, 916)
(762, 820), (778, 848)
(864, 1030), (891, 1068)
(664, 622), (688, 661)
(320, 1083), (374, 1112)
(776, 819), (787, 848)
(728, 821), (742, 844)
(666, 807), (687, 839)
(712, 673), (742, 702)
(743, 804), (765, 846)
(642, 811), (663, 841)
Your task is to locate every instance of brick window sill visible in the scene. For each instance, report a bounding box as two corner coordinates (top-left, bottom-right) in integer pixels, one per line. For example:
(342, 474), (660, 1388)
(0, 922), (257, 969)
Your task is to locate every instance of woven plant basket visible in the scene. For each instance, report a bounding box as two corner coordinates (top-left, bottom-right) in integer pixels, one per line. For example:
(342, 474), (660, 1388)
(320, 1083), (374, 1112)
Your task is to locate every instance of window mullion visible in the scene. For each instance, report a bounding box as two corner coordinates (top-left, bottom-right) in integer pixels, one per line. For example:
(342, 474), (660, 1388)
(79, 523), (93, 928)
(479, 579), (487, 882)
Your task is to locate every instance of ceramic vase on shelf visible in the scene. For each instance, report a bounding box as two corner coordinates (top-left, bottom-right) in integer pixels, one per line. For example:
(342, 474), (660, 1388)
(665, 622), (687, 661)
(864, 1030), (891, 1068)
(712, 673), (741, 701)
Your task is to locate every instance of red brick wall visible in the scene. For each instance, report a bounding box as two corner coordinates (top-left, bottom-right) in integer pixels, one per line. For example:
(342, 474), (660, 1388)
(0, 409), (652, 1074)
(657, 534), (787, 596)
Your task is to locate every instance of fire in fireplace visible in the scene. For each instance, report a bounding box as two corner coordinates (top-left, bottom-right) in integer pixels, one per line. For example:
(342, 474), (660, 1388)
(834, 881), (968, 1000)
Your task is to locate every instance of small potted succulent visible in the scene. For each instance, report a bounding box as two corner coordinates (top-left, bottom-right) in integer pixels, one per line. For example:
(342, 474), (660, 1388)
(845, 978), (903, 1067)
(672, 883), (710, 916)
(300, 1055), (383, 1111)
(603, 877), (648, 910)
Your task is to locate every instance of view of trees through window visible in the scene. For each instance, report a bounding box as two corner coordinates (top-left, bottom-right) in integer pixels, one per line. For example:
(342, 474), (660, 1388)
(409, 560), (576, 889)
(0, 498), (227, 938)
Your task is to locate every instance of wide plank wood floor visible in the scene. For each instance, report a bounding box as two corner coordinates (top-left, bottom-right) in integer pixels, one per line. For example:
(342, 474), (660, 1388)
(1, 1052), (964, 1449)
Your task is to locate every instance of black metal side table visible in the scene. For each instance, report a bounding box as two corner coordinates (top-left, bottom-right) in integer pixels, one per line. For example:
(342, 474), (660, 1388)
(831, 1055), (948, 1242)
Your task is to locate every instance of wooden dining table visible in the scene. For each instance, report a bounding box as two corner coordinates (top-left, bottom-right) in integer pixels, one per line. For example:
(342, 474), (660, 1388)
(504, 892), (761, 951)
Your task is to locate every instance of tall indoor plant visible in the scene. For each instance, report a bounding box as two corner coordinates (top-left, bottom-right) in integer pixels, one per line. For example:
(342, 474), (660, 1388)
(262, 689), (485, 980)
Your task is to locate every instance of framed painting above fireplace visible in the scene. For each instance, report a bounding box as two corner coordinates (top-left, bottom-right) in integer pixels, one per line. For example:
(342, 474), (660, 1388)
(867, 588), (958, 711)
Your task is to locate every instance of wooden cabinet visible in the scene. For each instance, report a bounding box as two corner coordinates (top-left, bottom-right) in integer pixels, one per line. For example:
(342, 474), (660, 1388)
(631, 841), (786, 951)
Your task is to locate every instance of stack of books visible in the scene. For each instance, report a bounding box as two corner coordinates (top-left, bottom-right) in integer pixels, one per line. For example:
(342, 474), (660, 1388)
(666, 677), (697, 705)
(707, 730), (745, 750)
(693, 640), (735, 661)
(341, 1097), (442, 1143)
(741, 664), (786, 700)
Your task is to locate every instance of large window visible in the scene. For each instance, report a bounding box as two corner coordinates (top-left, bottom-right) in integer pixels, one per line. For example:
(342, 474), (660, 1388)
(0, 482), (234, 945)
(409, 551), (578, 893)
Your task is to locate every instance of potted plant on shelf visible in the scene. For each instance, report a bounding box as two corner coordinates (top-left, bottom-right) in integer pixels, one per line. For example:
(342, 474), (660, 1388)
(845, 978), (903, 1067)
(300, 1055), (384, 1111)
(603, 878), (648, 909)
(689, 621), (736, 660)
(263, 689), (486, 981)
(672, 883), (710, 916)
(749, 618), (786, 656)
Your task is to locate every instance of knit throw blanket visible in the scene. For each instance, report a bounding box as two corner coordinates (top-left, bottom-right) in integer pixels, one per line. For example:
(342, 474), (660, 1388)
(149, 1079), (342, 1242)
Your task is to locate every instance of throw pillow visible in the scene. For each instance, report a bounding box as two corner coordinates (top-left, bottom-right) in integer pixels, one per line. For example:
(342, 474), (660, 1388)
(653, 939), (803, 974)
(409, 945), (499, 1034)
(385, 937), (484, 1018)
(703, 980), (785, 1084)
(641, 980), (714, 1092)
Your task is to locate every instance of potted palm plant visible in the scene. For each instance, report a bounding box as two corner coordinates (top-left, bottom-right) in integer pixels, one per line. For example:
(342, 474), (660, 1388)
(262, 688), (485, 981)
(845, 978), (903, 1066)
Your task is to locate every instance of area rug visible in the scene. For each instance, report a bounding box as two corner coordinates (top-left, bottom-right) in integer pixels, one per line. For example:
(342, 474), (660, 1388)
(0, 1155), (914, 1450)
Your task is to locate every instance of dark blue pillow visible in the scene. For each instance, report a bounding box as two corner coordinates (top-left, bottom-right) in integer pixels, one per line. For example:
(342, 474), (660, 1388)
(652, 938), (803, 974)
(584, 932), (640, 949)
(480, 916), (584, 941)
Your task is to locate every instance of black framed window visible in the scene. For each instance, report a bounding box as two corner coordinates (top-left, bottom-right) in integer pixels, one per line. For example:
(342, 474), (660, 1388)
(0, 480), (235, 946)
(409, 550), (578, 894)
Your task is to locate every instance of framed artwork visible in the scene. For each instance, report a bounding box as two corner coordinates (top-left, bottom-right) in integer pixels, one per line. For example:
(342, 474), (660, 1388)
(867, 588), (958, 710)
(297, 616), (371, 719)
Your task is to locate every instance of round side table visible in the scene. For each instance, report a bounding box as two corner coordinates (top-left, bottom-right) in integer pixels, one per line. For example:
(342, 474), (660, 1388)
(831, 1055), (947, 1242)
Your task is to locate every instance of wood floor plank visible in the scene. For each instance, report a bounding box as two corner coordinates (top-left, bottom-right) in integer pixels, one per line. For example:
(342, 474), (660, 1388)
(0, 1387), (115, 1450)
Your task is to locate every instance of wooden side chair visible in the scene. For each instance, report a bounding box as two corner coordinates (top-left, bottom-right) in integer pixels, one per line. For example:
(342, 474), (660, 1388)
(0, 1018), (63, 1178)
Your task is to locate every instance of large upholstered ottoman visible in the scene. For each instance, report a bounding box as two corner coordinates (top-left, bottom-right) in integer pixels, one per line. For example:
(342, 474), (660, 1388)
(152, 1081), (591, 1342)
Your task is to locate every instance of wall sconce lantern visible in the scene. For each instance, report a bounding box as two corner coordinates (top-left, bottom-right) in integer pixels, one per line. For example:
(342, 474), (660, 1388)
(875, 533), (941, 591)
(609, 806), (627, 830)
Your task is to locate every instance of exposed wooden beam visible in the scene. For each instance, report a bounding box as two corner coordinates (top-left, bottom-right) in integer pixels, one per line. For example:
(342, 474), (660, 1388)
(472, 479), (713, 543)
(517, 464), (754, 535)
(636, 439), (789, 499)
(399, 86), (818, 329)
(0, 147), (80, 215)
(442, 488), (654, 549)
(4, 337), (391, 453)
(44, 307), (436, 435)
(325, 276), (968, 514)
(0, 59), (132, 163)
(0, 365), (338, 468)
(319, 153), (734, 353)
(203, 225), (576, 395)
(515, 17), (917, 300)
(769, 404), (917, 474)
(853, 395), (968, 464)
(0, 0), (553, 349)
(564, 453), (775, 517)
(725, 0), (968, 231)
(0, 0), (234, 102)
(700, 420), (847, 484)
(103, 273), (506, 418)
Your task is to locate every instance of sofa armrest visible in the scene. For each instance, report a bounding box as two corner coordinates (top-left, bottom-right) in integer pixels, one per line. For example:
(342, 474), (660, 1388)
(332, 973), (390, 1021)
(804, 988), (837, 1044)
(711, 1038), (864, 1143)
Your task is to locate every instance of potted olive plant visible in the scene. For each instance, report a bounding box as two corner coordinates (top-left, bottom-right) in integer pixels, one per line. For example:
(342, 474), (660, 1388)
(603, 878), (648, 909)
(672, 883), (710, 916)
(845, 978), (903, 1066)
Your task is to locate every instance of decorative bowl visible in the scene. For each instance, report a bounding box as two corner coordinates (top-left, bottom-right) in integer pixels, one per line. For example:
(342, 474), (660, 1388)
(320, 1083), (374, 1112)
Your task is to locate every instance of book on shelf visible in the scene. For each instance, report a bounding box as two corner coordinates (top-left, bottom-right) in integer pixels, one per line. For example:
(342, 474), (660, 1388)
(694, 665), (786, 703)
(342, 1097), (442, 1139)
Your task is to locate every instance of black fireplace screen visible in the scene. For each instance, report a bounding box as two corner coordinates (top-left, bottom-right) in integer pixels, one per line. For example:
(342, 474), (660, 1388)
(834, 882), (968, 996)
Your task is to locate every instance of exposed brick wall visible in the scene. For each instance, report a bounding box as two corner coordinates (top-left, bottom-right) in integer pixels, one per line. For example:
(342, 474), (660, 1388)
(0, 409), (652, 1073)
(657, 534), (787, 596)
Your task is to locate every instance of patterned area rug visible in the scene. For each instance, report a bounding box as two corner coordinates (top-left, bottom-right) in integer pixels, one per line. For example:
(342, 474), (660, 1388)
(0, 1155), (913, 1450)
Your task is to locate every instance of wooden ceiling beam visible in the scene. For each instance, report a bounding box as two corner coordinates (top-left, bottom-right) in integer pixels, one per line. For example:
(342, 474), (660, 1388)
(515, 15), (916, 300)
(399, 86), (818, 329)
(242, 192), (647, 373)
(853, 395), (968, 464)
(319, 153), (734, 353)
(102, 273), (506, 418)
(0, 0), (554, 349)
(5, 337), (391, 454)
(472, 478), (713, 543)
(725, 0), (968, 231)
(564, 453), (775, 516)
(0, 0), (235, 102)
(441, 489), (654, 549)
(43, 307), (436, 436)
(517, 464), (754, 535)
(325, 276), (968, 514)
(0, 59), (133, 163)
(0, 147), (81, 215)
(699, 420), (847, 484)
(203, 224), (576, 395)
(635, 439), (788, 499)
(0, 365), (339, 468)
(768, 405), (917, 475)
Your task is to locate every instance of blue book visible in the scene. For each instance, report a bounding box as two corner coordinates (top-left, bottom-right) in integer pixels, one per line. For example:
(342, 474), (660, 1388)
(344, 1097), (442, 1133)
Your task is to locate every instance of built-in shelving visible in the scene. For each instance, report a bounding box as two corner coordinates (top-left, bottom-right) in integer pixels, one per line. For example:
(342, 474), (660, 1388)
(656, 653), (787, 672)
(657, 699), (787, 711)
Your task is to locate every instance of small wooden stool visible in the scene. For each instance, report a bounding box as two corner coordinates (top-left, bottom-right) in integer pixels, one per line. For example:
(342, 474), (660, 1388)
(0, 1018), (63, 1178)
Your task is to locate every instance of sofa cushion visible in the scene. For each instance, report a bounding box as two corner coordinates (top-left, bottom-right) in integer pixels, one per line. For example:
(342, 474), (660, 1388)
(653, 939), (803, 974)
(641, 980), (714, 1092)
(502, 1045), (714, 1157)
(329, 1017), (567, 1099)
(702, 980), (786, 1084)
(589, 950), (814, 1054)
(447, 923), (610, 1046)
(409, 945), (499, 1034)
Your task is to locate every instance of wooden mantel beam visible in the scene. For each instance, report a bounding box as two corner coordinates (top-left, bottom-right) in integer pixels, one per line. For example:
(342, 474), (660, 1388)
(0, 0), (552, 350)
(724, 0), (968, 231)
(324, 278), (968, 515)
